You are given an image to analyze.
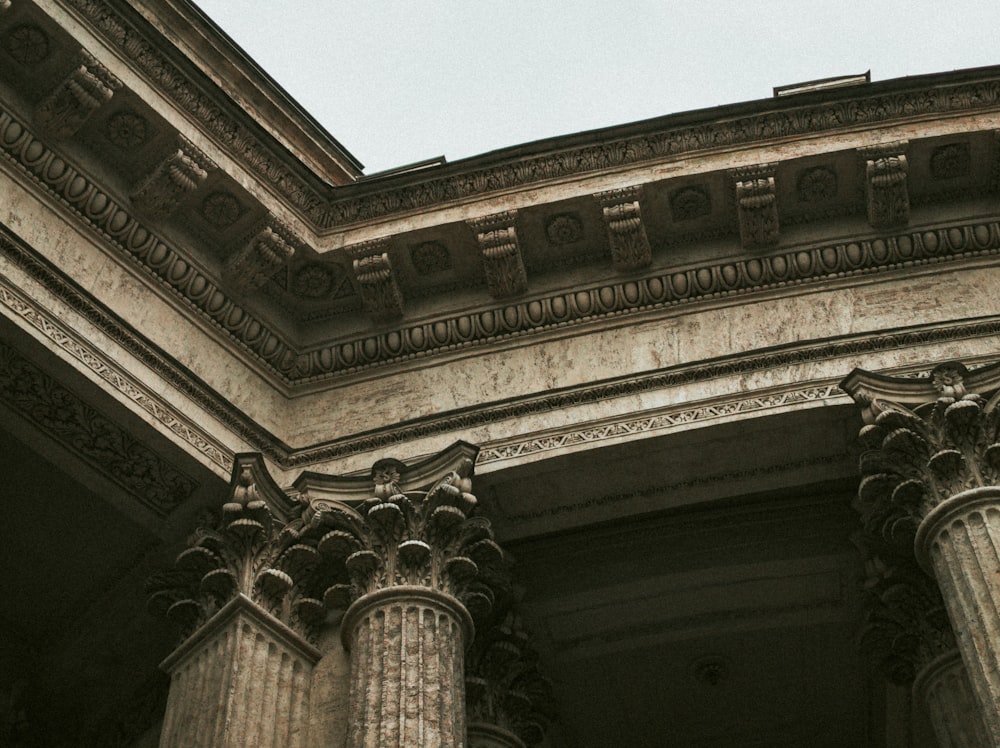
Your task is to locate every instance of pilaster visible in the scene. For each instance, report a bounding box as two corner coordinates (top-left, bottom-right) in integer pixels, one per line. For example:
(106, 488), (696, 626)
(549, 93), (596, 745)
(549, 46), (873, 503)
(148, 455), (340, 748)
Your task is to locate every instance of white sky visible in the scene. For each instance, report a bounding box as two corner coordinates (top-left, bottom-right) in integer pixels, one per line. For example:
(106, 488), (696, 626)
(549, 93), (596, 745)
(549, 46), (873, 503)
(193, 1), (1000, 175)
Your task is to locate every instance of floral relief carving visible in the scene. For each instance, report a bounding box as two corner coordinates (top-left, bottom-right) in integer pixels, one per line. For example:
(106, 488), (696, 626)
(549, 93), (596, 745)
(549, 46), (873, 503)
(0, 341), (198, 515)
(3, 24), (49, 65)
(410, 241), (452, 275)
(544, 213), (583, 246)
(930, 143), (971, 180)
(796, 166), (837, 202)
(669, 187), (711, 221)
(200, 190), (242, 227)
(105, 110), (149, 149)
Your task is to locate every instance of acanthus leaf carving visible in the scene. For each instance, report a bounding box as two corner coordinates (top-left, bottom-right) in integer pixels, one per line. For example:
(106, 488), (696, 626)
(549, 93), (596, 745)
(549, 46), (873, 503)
(35, 48), (121, 138)
(469, 210), (527, 298)
(596, 186), (652, 270)
(300, 454), (503, 620)
(847, 362), (1000, 538)
(466, 609), (556, 747)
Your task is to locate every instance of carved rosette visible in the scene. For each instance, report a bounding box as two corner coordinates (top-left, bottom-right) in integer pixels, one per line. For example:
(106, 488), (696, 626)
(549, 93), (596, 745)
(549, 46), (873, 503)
(469, 211), (528, 298)
(349, 238), (404, 321)
(732, 164), (778, 249)
(301, 454), (503, 748)
(860, 142), (909, 229)
(843, 360), (1000, 743)
(225, 220), (298, 295)
(466, 611), (556, 748)
(130, 136), (213, 219)
(596, 186), (652, 270)
(35, 48), (121, 138)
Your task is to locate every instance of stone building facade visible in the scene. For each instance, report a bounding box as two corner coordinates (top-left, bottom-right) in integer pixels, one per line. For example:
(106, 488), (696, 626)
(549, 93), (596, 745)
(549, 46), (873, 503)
(2, 1), (1000, 746)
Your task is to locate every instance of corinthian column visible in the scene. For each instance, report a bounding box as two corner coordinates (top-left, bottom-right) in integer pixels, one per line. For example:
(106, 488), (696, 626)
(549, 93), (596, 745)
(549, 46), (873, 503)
(843, 360), (1000, 743)
(148, 455), (342, 748)
(294, 442), (504, 748)
(465, 611), (556, 748)
(855, 536), (989, 747)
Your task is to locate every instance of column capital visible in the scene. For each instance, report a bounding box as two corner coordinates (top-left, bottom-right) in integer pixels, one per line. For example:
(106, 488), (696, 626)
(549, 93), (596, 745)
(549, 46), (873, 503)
(841, 360), (1000, 540)
(147, 454), (340, 644)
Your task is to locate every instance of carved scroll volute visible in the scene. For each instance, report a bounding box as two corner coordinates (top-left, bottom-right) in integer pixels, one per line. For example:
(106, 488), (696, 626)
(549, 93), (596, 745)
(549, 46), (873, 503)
(35, 48), (121, 138)
(347, 238), (404, 321)
(731, 164), (779, 249)
(131, 136), (214, 220)
(595, 186), (652, 270)
(469, 210), (528, 298)
(224, 219), (298, 295)
(860, 141), (909, 229)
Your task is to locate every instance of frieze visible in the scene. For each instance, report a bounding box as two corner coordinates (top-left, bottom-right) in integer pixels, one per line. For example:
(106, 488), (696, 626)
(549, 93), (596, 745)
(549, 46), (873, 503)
(477, 384), (842, 465)
(0, 339), (198, 515)
(3, 218), (1000, 473)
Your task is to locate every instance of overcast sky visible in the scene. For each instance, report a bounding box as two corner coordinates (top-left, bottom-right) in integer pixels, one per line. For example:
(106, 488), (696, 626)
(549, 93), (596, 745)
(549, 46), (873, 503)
(193, 1), (1000, 175)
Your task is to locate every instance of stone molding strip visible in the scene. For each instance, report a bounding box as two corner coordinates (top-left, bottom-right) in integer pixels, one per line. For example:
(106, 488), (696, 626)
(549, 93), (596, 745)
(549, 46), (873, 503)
(37, 3), (1000, 227)
(477, 384), (843, 465)
(4, 103), (1000, 387)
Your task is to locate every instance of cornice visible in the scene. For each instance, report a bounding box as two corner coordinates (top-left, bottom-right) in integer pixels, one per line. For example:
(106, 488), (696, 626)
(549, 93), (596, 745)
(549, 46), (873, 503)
(6, 98), (1000, 391)
(318, 70), (1000, 229)
(57, 0), (342, 214)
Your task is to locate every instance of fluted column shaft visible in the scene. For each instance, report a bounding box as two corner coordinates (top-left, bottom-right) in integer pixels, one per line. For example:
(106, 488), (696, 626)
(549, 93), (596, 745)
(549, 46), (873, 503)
(914, 648), (991, 748)
(158, 595), (319, 748)
(916, 487), (1000, 742)
(342, 586), (473, 748)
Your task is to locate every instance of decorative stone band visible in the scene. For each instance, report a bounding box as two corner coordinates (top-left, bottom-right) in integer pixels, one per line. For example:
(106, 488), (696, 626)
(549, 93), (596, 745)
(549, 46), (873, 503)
(158, 594), (320, 748)
(912, 486), (1000, 743)
(468, 722), (528, 748)
(912, 648), (991, 748)
(4, 103), (1000, 384)
(340, 585), (473, 748)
